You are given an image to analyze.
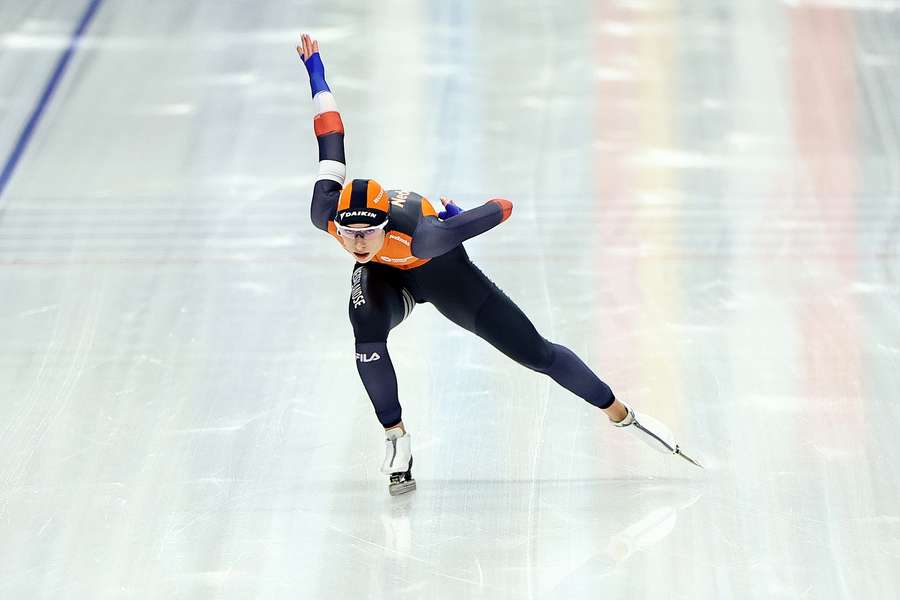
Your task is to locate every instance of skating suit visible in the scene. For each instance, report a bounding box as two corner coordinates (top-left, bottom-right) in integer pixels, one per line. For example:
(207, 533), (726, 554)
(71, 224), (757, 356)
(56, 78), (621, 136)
(308, 85), (614, 428)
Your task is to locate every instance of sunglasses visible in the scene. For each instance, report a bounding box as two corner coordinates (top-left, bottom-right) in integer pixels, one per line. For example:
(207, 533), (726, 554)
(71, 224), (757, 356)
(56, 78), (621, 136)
(335, 219), (389, 239)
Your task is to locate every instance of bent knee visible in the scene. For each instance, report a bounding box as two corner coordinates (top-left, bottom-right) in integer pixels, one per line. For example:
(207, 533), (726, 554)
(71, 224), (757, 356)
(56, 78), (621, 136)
(349, 303), (392, 342)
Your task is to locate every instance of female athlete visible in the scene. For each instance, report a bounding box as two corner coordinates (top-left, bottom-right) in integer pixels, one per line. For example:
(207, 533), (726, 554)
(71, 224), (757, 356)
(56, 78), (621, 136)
(296, 33), (700, 495)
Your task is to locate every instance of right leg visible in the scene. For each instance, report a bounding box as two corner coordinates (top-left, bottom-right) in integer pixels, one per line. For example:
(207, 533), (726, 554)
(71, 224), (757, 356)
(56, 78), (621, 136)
(348, 263), (413, 429)
(348, 264), (419, 492)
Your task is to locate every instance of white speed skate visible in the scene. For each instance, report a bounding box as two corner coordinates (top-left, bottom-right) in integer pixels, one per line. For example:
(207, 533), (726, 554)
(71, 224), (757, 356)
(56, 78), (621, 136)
(611, 402), (703, 468)
(381, 427), (416, 495)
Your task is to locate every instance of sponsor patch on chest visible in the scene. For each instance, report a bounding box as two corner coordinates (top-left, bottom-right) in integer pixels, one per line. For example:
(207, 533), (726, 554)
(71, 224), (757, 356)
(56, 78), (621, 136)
(377, 255), (416, 264)
(388, 233), (411, 246)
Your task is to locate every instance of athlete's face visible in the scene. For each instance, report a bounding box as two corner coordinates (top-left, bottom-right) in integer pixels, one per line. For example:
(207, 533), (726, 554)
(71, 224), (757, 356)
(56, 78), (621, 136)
(339, 225), (386, 263)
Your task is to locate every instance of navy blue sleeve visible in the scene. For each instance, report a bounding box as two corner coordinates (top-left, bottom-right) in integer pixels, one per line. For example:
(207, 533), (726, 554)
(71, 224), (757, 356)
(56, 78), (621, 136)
(410, 199), (513, 259)
(311, 179), (340, 231)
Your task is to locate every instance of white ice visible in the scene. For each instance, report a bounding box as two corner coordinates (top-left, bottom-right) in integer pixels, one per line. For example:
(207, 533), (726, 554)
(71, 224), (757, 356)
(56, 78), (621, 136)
(1, 1), (899, 599)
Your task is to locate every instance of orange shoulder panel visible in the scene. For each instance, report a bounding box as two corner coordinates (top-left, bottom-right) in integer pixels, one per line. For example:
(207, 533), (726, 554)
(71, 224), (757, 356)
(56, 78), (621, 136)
(420, 197), (438, 217)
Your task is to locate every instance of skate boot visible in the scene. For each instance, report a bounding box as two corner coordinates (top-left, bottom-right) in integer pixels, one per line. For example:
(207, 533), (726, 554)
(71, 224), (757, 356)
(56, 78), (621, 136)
(611, 402), (703, 468)
(381, 426), (416, 495)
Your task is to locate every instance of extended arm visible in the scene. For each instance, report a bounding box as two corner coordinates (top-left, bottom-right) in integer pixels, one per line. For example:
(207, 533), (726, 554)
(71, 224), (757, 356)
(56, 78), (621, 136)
(298, 33), (345, 232)
(410, 198), (513, 259)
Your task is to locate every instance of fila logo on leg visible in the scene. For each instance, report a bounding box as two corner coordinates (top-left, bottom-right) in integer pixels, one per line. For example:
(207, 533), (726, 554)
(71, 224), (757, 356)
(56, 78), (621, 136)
(356, 352), (381, 363)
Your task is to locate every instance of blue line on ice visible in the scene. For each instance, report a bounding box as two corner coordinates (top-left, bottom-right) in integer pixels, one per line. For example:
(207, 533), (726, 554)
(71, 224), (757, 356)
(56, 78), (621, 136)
(0, 0), (105, 202)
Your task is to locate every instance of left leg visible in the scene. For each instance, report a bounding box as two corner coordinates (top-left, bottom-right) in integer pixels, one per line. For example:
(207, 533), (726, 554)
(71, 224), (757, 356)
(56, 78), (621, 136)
(417, 250), (702, 467)
(466, 277), (701, 465)
(474, 289), (620, 411)
(420, 251), (621, 415)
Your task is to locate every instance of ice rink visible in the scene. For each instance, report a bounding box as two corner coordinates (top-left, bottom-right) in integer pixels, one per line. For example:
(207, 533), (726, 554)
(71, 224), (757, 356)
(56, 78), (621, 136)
(2, 0), (899, 598)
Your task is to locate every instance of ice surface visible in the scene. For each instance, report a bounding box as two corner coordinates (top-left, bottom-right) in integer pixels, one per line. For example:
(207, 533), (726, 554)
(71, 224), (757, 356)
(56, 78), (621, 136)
(1, 1), (899, 598)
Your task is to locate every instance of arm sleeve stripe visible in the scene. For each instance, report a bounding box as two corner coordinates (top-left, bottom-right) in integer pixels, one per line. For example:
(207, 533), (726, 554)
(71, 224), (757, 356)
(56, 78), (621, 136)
(313, 91), (338, 114)
(314, 111), (344, 136)
(488, 198), (513, 222)
(317, 132), (345, 163)
(317, 160), (346, 185)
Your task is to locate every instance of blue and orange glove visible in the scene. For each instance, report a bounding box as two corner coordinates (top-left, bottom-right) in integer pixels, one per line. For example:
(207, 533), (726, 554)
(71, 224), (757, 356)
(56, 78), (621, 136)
(439, 196), (463, 220)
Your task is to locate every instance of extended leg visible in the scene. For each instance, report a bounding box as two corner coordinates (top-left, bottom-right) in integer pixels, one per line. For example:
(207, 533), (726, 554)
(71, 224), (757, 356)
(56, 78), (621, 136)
(423, 256), (616, 411)
(474, 290), (618, 410)
(420, 252), (702, 467)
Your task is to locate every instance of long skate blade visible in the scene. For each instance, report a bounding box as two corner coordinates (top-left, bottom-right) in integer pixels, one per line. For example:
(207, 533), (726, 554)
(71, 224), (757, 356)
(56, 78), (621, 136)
(675, 448), (704, 469)
(389, 479), (416, 496)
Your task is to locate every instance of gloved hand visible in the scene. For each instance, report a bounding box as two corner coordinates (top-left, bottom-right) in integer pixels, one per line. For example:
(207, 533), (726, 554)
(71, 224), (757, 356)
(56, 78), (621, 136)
(296, 33), (330, 97)
(438, 196), (463, 220)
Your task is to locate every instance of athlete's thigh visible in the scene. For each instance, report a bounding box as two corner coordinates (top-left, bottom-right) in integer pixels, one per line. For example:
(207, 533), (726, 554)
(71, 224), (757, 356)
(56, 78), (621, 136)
(419, 254), (497, 332)
(348, 263), (410, 342)
(422, 252), (538, 341)
(422, 254), (551, 367)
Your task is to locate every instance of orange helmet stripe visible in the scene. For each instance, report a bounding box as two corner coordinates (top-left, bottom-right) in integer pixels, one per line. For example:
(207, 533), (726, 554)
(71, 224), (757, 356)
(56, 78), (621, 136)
(337, 179), (388, 213)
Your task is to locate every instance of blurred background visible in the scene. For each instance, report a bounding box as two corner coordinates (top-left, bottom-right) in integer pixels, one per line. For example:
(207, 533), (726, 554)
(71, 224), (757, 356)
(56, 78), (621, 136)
(1, 1), (899, 598)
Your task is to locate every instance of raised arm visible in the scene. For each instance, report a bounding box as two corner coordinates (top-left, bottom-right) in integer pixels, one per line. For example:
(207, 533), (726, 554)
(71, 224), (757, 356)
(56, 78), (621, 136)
(410, 197), (513, 259)
(297, 33), (345, 232)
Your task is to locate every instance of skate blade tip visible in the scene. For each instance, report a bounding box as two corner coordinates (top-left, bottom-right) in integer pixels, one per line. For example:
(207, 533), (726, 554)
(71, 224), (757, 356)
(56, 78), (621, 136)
(682, 456), (704, 469)
(676, 449), (704, 469)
